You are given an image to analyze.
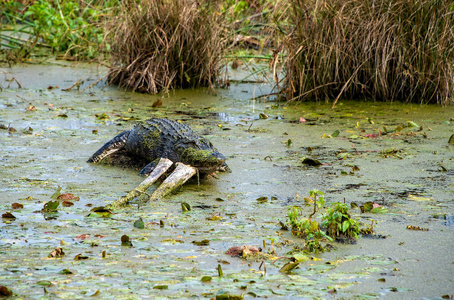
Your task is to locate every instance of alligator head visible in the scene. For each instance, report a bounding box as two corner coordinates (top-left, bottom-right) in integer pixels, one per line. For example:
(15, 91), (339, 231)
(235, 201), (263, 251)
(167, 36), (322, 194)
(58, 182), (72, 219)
(180, 147), (226, 173)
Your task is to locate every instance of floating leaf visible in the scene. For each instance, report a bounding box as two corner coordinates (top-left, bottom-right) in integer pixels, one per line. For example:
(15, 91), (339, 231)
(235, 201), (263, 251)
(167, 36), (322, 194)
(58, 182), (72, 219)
(26, 105), (36, 111)
(87, 206), (113, 218)
(206, 214), (222, 221)
(181, 202), (191, 212)
(259, 113), (268, 119)
(57, 193), (80, 201)
(74, 234), (90, 240)
(279, 261), (299, 273)
(201, 276), (212, 282)
(407, 121), (419, 128)
(2, 212), (16, 219)
(88, 290), (100, 297)
(361, 202), (374, 213)
(448, 134), (454, 145)
(95, 113), (109, 120)
(134, 217), (145, 229)
(48, 247), (65, 258)
(59, 268), (73, 275)
(225, 245), (261, 257)
(151, 99), (163, 108)
(51, 187), (62, 199)
(256, 196), (268, 204)
(62, 201), (74, 207)
(42, 201), (59, 213)
(11, 203), (23, 209)
(370, 206), (388, 214)
(121, 235), (133, 247)
(439, 165), (448, 172)
(0, 286), (13, 297)
(74, 254), (89, 260)
(36, 281), (52, 287)
(408, 195), (432, 201)
(161, 239), (184, 244)
(215, 294), (243, 300)
(407, 225), (429, 231)
(302, 158), (322, 166)
(153, 285), (168, 290)
(331, 130), (340, 137)
(192, 239), (210, 246)
(291, 253), (309, 262)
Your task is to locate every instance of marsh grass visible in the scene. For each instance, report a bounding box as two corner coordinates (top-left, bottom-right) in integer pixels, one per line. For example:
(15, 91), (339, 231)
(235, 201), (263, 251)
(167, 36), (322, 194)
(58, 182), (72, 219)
(282, 0), (454, 105)
(107, 0), (226, 94)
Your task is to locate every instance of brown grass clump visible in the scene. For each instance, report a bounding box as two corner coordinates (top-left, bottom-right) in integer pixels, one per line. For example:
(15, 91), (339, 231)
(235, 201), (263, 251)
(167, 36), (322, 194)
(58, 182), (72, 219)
(282, 0), (454, 105)
(107, 0), (225, 94)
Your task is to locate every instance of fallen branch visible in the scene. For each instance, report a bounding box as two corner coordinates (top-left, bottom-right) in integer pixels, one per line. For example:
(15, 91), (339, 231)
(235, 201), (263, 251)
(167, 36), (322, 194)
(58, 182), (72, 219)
(107, 158), (173, 209)
(147, 162), (197, 201)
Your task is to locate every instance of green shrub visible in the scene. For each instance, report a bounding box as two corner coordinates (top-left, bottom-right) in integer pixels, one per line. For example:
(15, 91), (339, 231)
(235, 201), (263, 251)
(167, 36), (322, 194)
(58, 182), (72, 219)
(322, 202), (360, 239)
(22, 0), (118, 59)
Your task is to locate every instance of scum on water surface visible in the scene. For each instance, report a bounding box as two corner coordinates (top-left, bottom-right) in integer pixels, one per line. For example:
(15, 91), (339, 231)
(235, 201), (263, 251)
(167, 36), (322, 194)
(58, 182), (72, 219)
(0, 63), (453, 299)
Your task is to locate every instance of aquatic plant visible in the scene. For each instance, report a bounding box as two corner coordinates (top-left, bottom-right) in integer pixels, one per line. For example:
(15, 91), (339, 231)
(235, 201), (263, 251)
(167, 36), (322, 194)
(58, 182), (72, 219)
(322, 202), (360, 240)
(106, 0), (226, 94)
(286, 190), (332, 253)
(281, 0), (454, 105)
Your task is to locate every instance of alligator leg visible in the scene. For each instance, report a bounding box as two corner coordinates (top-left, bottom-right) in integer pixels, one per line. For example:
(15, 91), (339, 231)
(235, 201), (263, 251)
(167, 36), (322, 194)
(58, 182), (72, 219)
(87, 130), (131, 163)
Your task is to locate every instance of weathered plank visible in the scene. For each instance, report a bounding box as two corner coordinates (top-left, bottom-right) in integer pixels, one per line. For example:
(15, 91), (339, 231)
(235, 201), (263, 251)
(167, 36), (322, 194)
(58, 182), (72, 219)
(148, 162), (197, 201)
(107, 158), (173, 209)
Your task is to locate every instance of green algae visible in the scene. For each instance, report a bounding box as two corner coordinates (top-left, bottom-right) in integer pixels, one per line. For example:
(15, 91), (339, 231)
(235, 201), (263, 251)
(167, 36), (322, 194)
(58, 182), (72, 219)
(0, 63), (453, 299)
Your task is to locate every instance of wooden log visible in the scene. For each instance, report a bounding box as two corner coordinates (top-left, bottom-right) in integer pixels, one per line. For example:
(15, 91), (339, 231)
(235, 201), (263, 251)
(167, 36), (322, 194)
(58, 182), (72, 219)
(107, 158), (173, 209)
(147, 162), (197, 202)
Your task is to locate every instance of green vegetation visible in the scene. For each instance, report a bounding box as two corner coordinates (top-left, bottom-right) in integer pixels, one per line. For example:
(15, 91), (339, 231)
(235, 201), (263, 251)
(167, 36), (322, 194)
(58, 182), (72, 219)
(1, 0), (453, 103)
(286, 190), (332, 253)
(282, 0), (454, 104)
(1, 0), (118, 61)
(286, 191), (362, 253)
(106, 0), (226, 94)
(322, 202), (360, 240)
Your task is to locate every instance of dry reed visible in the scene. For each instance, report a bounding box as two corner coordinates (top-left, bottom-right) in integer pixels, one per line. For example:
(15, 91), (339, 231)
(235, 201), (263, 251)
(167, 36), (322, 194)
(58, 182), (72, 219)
(282, 0), (454, 105)
(107, 0), (225, 94)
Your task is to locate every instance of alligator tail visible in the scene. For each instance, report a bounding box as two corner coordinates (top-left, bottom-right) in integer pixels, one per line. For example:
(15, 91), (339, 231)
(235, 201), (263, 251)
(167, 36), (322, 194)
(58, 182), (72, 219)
(87, 130), (131, 163)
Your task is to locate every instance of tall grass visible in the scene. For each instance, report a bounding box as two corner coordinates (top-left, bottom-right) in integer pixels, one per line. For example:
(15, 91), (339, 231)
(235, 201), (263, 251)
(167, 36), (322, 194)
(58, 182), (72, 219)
(107, 0), (226, 94)
(283, 0), (454, 105)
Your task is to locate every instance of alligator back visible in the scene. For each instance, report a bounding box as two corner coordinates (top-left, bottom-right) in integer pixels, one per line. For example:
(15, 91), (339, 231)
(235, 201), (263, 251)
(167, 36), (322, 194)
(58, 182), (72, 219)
(124, 118), (218, 163)
(88, 118), (226, 174)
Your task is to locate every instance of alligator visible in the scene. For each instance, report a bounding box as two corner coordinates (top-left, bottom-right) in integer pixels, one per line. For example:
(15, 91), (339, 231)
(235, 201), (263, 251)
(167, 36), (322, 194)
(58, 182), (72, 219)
(88, 118), (227, 175)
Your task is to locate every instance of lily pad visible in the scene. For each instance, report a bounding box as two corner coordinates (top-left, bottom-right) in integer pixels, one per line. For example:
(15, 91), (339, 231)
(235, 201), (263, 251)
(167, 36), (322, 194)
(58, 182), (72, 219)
(302, 158), (322, 166)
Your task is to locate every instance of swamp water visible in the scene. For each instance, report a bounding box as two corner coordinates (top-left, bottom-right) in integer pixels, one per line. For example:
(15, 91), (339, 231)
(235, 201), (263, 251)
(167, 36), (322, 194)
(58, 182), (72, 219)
(0, 62), (453, 299)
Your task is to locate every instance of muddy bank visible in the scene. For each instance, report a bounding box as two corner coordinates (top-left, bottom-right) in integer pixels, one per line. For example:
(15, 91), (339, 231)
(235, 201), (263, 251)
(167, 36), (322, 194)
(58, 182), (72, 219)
(1, 63), (453, 299)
